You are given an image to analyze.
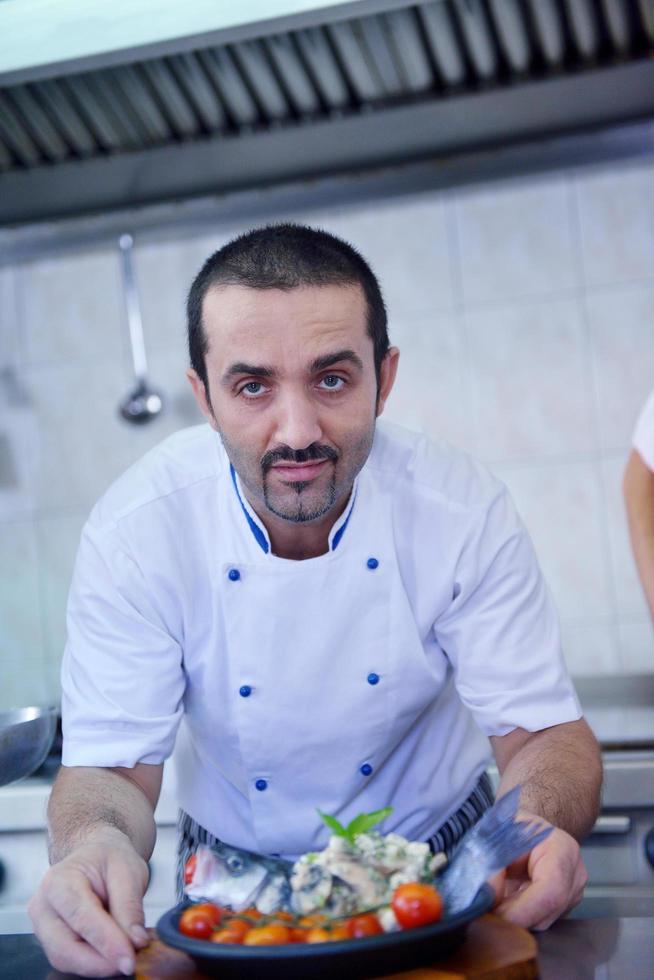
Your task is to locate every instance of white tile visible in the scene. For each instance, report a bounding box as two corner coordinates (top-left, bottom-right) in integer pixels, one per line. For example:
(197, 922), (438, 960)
(134, 235), (226, 354)
(559, 622), (620, 677)
(24, 349), (205, 514)
(0, 265), (19, 367)
(36, 511), (86, 669)
(576, 160), (654, 286)
(0, 366), (39, 521)
(313, 193), (455, 319)
(0, 522), (47, 710)
(586, 284), (654, 450)
(382, 312), (472, 450)
(455, 174), (578, 305)
(601, 453), (651, 620)
(18, 248), (126, 367)
(489, 460), (613, 622)
(0, 659), (51, 712)
(617, 620), (654, 674)
(25, 359), (170, 513)
(466, 297), (594, 461)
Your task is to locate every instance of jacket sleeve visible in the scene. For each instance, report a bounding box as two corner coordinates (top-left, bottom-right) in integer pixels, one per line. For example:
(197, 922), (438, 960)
(434, 482), (581, 737)
(61, 515), (185, 767)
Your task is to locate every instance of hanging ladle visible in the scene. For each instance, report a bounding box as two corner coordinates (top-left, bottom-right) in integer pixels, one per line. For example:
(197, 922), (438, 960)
(118, 233), (164, 424)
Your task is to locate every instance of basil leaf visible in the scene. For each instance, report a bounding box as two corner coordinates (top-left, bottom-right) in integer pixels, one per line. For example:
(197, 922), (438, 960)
(318, 810), (347, 837)
(346, 807), (394, 839)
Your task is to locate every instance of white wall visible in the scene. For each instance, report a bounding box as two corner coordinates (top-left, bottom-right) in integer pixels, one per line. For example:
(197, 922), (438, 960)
(1, 153), (653, 709)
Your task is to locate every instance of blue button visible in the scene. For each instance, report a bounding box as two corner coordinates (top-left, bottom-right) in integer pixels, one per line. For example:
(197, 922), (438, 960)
(367, 672), (380, 685)
(360, 763), (373, 776)
(239, 685), (252, 698)
(228, 568), (240, 581)
(366, 557), (379, 570)
(255, 778), (268, 791)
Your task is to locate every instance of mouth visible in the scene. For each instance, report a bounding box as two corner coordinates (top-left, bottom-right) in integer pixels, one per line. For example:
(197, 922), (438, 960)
(269, 459), (332, 482)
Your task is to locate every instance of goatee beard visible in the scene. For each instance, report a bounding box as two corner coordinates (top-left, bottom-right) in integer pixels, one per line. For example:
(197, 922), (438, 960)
(263, 473), (337, 523)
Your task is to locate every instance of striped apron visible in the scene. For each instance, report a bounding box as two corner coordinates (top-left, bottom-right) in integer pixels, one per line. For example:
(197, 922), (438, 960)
(175, 771), (494, 901)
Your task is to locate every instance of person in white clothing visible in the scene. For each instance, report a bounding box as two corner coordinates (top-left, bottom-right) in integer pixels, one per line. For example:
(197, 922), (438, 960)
(624, 390), (654, 620)
(29, 224), (601, 977)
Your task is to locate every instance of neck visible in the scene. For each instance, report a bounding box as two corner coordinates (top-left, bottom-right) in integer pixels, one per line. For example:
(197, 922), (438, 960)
(269, 524), (331, 560)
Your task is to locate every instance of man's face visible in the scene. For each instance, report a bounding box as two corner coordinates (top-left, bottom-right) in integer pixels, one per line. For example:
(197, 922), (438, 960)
(188, 283), (398, 529)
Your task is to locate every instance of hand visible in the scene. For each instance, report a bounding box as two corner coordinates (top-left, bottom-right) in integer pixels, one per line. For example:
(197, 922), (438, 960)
(28, 826), (150, 977)
(489, 819), (588, 931)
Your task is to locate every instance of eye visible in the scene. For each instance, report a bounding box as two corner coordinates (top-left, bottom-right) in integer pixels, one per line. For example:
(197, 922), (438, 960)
(318, 374), (345, 391)
(239, 381), (268, 399)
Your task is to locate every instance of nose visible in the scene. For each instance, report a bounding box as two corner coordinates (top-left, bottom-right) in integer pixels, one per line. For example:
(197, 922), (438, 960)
(273, 386), (324, 451)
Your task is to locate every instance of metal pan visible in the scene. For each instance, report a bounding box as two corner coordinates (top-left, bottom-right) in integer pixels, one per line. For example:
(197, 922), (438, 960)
(0, 706), (58, 787)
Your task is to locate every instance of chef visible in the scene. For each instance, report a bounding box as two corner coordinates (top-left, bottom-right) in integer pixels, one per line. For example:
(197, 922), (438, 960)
(29, 223), (601, 978)
(624, 389), (654, 620)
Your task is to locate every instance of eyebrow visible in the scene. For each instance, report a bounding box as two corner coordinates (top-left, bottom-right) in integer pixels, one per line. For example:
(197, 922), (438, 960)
(221, 349), (364, 385)
(221, 362), (274, 384)
(309, 349), (364, 373)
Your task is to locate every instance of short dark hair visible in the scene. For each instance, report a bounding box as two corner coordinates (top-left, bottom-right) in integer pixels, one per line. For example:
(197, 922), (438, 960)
(187, 223), (389, 392)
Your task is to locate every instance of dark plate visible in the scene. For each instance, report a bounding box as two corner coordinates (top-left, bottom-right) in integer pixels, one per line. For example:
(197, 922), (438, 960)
(156, 885), (494, 979)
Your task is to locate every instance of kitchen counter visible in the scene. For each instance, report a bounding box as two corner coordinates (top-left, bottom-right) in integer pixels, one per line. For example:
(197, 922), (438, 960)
(1, 918), (653, 980)
(575, 674), (654, 749)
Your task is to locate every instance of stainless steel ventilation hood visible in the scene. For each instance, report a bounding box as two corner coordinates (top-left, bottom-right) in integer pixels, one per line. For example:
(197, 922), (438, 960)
(1, 0), (653, 226)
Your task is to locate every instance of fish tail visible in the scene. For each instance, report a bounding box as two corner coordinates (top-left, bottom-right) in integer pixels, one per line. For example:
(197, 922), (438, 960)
(438, 785), (552, 912)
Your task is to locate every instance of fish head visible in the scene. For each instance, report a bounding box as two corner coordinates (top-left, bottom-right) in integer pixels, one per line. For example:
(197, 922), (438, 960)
(185, 843), (269, 910)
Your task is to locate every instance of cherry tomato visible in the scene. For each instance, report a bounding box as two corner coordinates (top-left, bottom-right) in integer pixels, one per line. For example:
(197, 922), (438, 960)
(240, 906), (263, 921)
(191, 902), (221, 926)
(178, 907), (216, 940)
(244, 923), (293, 945)
(289, 915), (325, 942)
(183, 854), (197, 885)
(305, 927), (331, 944)
(268, 910), (294, 923)
(300, 914), (328, 926)
(210, 919), (251, 944)
(346, 913), (383, 938)
(326, 924), (349, 941)
(391, 882), (443, 929)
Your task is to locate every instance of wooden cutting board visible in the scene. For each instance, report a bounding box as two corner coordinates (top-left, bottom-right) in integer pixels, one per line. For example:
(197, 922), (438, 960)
(135, 914), (538, 979)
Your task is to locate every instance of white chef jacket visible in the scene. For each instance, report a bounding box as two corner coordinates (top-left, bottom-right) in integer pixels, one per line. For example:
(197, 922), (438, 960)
(61, 420), (581, 860)
(634, 390), (654, 471)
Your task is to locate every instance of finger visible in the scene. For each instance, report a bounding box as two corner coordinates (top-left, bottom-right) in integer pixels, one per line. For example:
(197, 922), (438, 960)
(48, 873), (136, 972)
(527, 855), (589, 930)
(488, 868), (527, 906)
(495, 874), (569, 930)
(105, 856), (149, 947)
(32, 904), (125, 978)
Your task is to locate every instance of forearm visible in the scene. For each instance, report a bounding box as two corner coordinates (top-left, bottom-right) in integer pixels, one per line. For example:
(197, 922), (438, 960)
(47, 766), (156, 864)
(623, 449), (654, 619)
(494, 720), (602, 841)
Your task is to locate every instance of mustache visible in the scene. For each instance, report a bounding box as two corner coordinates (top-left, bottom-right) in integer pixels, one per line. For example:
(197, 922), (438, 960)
(261, 443), (339, 472)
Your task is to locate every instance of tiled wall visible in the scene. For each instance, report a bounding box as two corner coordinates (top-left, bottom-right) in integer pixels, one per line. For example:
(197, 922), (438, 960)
(1, 153), (653, 710)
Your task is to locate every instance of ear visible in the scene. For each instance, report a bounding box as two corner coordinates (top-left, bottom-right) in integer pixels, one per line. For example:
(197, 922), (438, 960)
(187, 368), (219, 431)
(375, 347), (400, 417)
